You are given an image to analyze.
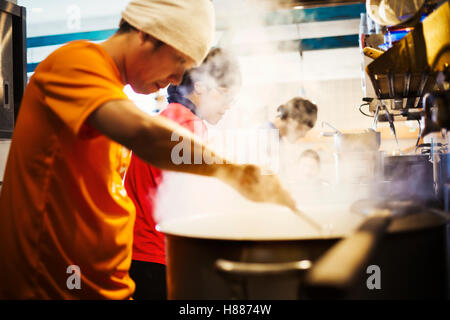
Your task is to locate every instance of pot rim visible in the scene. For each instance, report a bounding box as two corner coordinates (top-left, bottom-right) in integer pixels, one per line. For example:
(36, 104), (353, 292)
(156, 212), (354, 241)
(159, 229), (345, 241)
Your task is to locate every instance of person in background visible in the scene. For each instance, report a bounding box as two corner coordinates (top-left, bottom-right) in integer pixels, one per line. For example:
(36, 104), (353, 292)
(167, 48), (241, 127)
(124, 47), (241, 300)
(267, 97), (318, 143)
(258, 97), (318, 181)
(0, 0), (293, 299)
(297, 149), (322, 183)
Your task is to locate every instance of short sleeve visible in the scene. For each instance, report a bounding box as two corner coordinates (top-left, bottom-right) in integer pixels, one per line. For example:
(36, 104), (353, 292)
(178, 119), (208, 140)
(33, 42), (129, 137)
(160, 103), (208, 139)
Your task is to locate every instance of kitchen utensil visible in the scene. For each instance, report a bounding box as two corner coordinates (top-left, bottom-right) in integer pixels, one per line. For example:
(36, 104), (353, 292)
(321, 121), (342, 136)
(384, 109), (402, 153)
(372, 101), (381, 130)
(363, 47), (384, 60)
(293, 208), (322, 231)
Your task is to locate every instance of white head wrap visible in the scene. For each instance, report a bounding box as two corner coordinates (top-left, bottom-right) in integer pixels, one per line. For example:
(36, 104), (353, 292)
(122, 0), (215, 66)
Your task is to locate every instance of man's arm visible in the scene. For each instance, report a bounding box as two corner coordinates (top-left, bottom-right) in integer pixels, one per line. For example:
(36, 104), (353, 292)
(87, 99), (221, 174)
(87, 99), (297, 210)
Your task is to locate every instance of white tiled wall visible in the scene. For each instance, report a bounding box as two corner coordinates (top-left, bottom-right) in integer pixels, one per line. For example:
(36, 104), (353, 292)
(218, 77), (371, 131)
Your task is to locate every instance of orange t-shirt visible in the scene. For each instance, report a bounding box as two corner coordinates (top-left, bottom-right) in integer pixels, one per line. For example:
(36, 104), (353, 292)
(0, 41), (136, 299)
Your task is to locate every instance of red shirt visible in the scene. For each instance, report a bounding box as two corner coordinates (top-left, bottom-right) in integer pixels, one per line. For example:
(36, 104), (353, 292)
(124, 103), (207, 265)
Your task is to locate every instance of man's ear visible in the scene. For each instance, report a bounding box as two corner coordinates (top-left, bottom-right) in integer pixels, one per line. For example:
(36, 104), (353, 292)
(193, 82), (207, 95)
(138, 31), (148, 44)
(138, 31), (164, 49)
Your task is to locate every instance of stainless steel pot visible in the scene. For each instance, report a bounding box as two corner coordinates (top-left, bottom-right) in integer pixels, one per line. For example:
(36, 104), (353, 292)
(333, 131), (381, 152)
(321, 123), (381, 153)
(306, 200), (449, 299)
(334, 151), (384, 184)
(158, 205), (449, 299)
(380, 154), (436, 202)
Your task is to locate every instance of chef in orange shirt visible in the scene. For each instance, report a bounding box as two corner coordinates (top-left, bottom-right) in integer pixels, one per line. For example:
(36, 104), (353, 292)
(0, 0), (295, 299)
(125, 48), (241, 299)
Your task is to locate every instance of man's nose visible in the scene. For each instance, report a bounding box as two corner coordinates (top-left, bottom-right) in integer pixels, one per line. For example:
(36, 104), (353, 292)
(224, 104), (231, 111)
(169, 72), (184, 85)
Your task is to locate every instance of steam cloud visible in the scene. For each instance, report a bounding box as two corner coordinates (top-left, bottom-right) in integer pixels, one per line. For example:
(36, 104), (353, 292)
(151, 0), (434, 238)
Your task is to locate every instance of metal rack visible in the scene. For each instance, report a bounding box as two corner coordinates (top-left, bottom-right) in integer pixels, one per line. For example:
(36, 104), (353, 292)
(365, 1), (450, 115)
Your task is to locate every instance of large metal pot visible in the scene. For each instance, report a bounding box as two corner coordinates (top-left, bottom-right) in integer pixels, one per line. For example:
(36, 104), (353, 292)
(321, 123), (381, 152)
(333, 131), (381, 152)
(380, 154), (436, 202)
(160, 206), (356, 299)
(321, 124), (382, 184)
(307, 200), (449, 299)
(334, 151), (384, 184)
(158, 205), (449, 299)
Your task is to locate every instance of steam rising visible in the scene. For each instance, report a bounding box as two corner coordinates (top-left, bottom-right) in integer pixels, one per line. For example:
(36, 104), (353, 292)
(153, 171), (365, 238)
(151, 0), (435, 237)
(153, 1), (367, 234)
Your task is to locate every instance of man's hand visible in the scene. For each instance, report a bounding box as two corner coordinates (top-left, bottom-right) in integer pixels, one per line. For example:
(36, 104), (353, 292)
(218, 164), (298, 211)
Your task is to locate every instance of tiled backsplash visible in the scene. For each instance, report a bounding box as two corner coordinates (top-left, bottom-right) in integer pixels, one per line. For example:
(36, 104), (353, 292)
(217, 77), (372, 131)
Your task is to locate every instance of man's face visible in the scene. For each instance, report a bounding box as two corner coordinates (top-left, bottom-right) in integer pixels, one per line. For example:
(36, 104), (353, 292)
(126, 33), (195, 94)
(297, 156), (320, 181)
(197, 86), (236, 124)
(284, 119), (312, 143)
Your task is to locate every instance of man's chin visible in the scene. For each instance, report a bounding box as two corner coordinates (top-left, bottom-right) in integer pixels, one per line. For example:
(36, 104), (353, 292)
(132, 84), (158, 95)
(206, 117), (221, 125)
(284, 136), (300, 144)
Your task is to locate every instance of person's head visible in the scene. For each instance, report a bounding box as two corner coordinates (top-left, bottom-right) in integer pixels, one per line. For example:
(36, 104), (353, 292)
(114, 0), (215, 94)
(276, 97), (318, 143)
(297, 149), (321, 181)
(167, 47), (242, 124)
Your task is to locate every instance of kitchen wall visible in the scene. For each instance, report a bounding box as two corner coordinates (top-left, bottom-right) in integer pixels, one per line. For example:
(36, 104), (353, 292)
(219, 61), (369, 130)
